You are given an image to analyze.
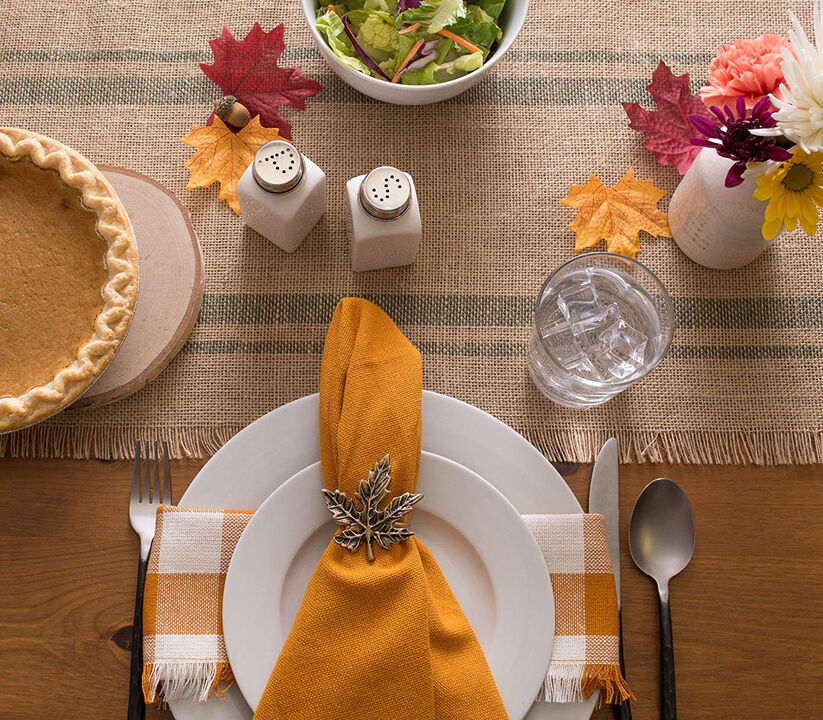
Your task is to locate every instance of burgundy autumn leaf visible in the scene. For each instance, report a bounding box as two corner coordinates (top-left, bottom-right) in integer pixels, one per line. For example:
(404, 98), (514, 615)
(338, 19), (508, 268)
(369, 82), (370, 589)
(622, 61), (711, 174)
(201, 23), (323, 140)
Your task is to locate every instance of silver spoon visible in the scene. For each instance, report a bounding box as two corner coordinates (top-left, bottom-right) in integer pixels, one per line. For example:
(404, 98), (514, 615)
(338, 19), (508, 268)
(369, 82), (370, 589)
(628, 478), (695, 720)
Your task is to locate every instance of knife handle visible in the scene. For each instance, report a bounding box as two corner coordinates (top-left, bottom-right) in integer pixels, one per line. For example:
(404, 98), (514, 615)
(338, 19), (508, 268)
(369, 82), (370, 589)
(616, 610), (632, 720)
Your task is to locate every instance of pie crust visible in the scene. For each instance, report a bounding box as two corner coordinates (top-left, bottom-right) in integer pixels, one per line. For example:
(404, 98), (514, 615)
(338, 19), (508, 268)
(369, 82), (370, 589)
(0, 128), (138, 432)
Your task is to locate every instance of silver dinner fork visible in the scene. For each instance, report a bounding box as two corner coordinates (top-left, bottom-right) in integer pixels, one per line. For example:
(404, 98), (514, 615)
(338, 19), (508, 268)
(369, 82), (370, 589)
(128, 441), (171, 720)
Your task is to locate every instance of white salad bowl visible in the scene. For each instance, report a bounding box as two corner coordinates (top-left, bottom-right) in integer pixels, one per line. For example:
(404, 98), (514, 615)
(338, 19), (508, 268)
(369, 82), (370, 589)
(300, 0), (528, 105)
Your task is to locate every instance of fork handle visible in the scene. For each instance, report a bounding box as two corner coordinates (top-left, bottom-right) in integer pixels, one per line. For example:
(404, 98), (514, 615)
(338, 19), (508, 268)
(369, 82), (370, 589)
(127, 557), (148, 720)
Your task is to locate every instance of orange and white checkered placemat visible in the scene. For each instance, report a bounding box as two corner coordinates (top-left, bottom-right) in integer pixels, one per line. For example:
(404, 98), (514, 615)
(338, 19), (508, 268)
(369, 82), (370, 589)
(524, 513), (632, 703)
(143, 508), (632, 705)
(142, 506), (252, 703)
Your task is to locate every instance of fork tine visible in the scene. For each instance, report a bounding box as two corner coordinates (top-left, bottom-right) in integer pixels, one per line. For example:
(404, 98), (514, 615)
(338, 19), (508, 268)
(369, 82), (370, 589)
(132, 441), (142, 501)
(162, 441), (172, 505)
(144, 439), (151, 503)
(153, 440), (162, 504)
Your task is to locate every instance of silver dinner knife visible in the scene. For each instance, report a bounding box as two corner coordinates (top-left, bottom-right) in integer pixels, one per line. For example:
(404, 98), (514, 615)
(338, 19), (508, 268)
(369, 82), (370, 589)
(589, 438), (632, 719)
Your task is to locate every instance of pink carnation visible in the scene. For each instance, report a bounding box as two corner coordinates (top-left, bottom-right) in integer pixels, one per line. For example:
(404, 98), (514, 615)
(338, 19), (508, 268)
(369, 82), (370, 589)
(700, 34), (791, 111)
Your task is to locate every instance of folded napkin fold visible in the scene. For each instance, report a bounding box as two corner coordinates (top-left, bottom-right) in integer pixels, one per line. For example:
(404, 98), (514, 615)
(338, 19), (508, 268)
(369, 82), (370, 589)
(255, 298), (508, 720)
(142, 299), (632, 713)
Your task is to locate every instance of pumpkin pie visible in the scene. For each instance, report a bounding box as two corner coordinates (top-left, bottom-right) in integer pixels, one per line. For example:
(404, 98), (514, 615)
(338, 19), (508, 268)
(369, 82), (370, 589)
(0, 128), (138, 432)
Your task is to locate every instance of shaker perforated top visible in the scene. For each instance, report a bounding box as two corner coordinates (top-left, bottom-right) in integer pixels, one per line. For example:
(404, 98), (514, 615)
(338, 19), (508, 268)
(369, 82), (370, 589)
(252, 140), (305, 193)
(358, 166), (411, 220)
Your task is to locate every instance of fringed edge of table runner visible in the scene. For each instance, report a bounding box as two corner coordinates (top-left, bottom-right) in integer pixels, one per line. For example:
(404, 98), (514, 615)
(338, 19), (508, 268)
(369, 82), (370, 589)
(1, 424), (821, 464)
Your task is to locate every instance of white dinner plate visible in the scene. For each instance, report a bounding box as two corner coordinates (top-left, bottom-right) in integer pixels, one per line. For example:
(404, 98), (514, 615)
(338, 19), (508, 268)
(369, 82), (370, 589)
(223, 453), (554, 720)
(172, 391), (595, 720)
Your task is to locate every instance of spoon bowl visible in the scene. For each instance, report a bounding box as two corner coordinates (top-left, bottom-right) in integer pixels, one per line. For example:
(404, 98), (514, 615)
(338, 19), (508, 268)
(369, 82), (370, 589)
(629, 478), (695, 720)
(629, 478), (695, 599)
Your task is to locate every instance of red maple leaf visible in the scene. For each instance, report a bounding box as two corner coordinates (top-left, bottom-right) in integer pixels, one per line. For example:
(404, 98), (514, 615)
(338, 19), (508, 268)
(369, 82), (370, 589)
(622, 61), (711, 174)
(201, 23), (322, 140)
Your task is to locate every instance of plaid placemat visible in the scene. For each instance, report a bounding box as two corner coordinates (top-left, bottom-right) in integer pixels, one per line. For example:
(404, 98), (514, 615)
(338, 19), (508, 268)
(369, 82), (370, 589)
(143, 506), (252, 702)
(2, 0), (821, 463)
(144, 507), (630, 705)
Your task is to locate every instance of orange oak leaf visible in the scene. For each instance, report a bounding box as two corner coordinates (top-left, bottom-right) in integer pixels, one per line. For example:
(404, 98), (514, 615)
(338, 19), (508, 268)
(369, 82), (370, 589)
(560, 169), (671, 258)
(180, 115), (284, 214)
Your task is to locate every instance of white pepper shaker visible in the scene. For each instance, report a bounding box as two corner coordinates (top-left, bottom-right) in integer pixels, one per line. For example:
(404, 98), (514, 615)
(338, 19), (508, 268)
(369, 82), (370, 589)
(345, 166), (421, 272)
(237, 140), (326, 253)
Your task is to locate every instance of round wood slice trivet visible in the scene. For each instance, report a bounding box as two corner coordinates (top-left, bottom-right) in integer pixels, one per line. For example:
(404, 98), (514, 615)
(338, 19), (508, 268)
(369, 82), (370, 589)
(74, 167), (204, 408)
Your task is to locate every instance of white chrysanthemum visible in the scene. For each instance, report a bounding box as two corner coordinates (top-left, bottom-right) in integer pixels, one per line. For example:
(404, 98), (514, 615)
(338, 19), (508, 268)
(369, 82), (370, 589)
(770, 0), (823, 152)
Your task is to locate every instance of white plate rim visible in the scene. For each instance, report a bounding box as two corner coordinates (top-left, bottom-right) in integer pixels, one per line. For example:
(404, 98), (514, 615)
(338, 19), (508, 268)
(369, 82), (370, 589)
(223, 452), (554, 719)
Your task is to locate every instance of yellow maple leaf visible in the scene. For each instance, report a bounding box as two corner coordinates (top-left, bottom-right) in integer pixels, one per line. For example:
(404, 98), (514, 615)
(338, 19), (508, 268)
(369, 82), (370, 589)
(180, 116), (285, 214)
(560, 168), (671, 258)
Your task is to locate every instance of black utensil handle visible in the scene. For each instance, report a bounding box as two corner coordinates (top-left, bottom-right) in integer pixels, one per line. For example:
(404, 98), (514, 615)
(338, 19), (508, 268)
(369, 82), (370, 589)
(127, 557), (148, 720)
(617, 610), (632, 720)
(658, 595), (676, 720)
(619, 697), (633, 720)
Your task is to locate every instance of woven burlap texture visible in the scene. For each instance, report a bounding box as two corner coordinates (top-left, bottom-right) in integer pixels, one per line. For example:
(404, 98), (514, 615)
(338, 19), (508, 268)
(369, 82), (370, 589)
(2, 0), (821, 463)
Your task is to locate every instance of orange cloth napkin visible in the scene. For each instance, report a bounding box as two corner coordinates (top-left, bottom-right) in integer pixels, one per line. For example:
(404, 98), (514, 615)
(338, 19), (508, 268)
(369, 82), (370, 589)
(253, 297), (508, 720)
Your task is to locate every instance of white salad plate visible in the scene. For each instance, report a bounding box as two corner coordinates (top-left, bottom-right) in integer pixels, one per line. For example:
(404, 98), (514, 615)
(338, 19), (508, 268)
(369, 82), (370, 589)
(173, 391), (595, 720)
(223, 453), (554, 720)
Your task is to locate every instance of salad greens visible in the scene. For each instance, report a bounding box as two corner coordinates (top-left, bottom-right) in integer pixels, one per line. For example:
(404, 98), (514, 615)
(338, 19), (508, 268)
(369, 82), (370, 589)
(315, 0), (506, 84)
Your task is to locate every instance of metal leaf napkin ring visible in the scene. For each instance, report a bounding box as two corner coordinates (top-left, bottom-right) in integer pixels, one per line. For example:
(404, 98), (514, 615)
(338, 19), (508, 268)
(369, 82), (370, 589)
(322, 454), (423, 561)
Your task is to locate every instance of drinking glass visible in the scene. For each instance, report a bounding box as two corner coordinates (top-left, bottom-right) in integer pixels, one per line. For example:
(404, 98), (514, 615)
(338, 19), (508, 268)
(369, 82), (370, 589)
(528, 253), (674, 408)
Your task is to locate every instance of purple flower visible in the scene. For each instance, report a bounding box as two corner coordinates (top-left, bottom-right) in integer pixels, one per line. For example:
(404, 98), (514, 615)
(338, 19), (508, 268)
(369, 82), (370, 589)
(688, 96), (792, 187)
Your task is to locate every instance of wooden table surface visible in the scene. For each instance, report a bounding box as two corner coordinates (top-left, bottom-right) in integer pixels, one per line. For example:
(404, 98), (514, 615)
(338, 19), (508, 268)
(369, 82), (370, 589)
(0, 458), (820, 719)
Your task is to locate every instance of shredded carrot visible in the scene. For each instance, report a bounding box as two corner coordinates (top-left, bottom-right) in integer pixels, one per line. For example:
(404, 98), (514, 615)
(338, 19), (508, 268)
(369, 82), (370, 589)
(328, 4), (335, 10)
(437, 28), (482, 54)
(392, 38), (424, 82)
(398, 23), (421, 34)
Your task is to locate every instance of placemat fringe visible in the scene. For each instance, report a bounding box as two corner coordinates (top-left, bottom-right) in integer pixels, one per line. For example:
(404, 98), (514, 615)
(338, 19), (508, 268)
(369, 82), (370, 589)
(143, 660), (233, 704)
(1, 425), (820, 464)
(541, 662), (586, 703)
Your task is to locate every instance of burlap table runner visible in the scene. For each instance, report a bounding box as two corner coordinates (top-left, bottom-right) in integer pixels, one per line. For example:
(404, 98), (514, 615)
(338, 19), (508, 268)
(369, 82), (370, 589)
(2, 0), (821, 464)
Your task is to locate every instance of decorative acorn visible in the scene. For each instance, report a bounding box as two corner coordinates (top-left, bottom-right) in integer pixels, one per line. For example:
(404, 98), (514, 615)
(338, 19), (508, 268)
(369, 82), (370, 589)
(213, 95), (251, 128)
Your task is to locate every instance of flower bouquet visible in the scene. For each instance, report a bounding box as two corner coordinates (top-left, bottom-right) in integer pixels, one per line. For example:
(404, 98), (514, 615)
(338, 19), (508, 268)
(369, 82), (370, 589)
(667, 2), (823, 269)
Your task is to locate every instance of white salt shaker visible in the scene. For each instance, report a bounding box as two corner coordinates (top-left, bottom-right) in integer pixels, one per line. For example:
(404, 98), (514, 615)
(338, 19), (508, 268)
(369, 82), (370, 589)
(237, 140), (326, 253)
(345, 166), (421, 272)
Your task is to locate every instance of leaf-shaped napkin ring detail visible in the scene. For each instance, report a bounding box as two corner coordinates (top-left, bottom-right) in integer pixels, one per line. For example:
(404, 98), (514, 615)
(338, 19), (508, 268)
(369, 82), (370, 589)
(322, 455), (423, 561)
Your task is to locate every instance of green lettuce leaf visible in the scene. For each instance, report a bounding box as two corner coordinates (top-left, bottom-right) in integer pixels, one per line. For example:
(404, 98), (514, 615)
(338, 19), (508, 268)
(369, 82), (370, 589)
(474, 0), (505, 21)
(397, 0), (467, 33)
(400, 49), (483, 83)
(316, 9), (374, 76)
(445, 5), (501, 58)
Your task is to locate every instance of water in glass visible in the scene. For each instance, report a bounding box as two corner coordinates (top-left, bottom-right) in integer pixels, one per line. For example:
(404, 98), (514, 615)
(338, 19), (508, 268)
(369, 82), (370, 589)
(529, 256), (672, 407)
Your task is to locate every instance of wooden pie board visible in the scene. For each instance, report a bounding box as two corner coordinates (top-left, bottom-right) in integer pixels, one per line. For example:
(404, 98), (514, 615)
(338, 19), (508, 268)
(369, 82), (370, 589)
(74, 167), (204, 408)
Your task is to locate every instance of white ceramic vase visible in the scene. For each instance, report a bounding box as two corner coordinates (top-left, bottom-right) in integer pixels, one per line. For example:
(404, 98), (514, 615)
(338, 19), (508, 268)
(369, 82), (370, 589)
(669, 147), (773, 269)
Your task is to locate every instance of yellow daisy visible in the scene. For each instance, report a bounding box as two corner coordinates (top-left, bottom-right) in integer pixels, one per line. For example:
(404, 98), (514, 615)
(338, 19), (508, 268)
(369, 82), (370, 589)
(753, 148), (823, 240)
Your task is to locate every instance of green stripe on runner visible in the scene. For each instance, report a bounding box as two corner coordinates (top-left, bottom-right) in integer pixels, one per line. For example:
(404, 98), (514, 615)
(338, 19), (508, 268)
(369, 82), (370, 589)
(199, 293), (534, 327)
(670, 345), (823, 360)
(674, 297), (823, 329)
(0, 75), (652, 106)
(197, 293), (823, 330)
(0, 48), (712, 65)
(181, 339), (823, 360)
